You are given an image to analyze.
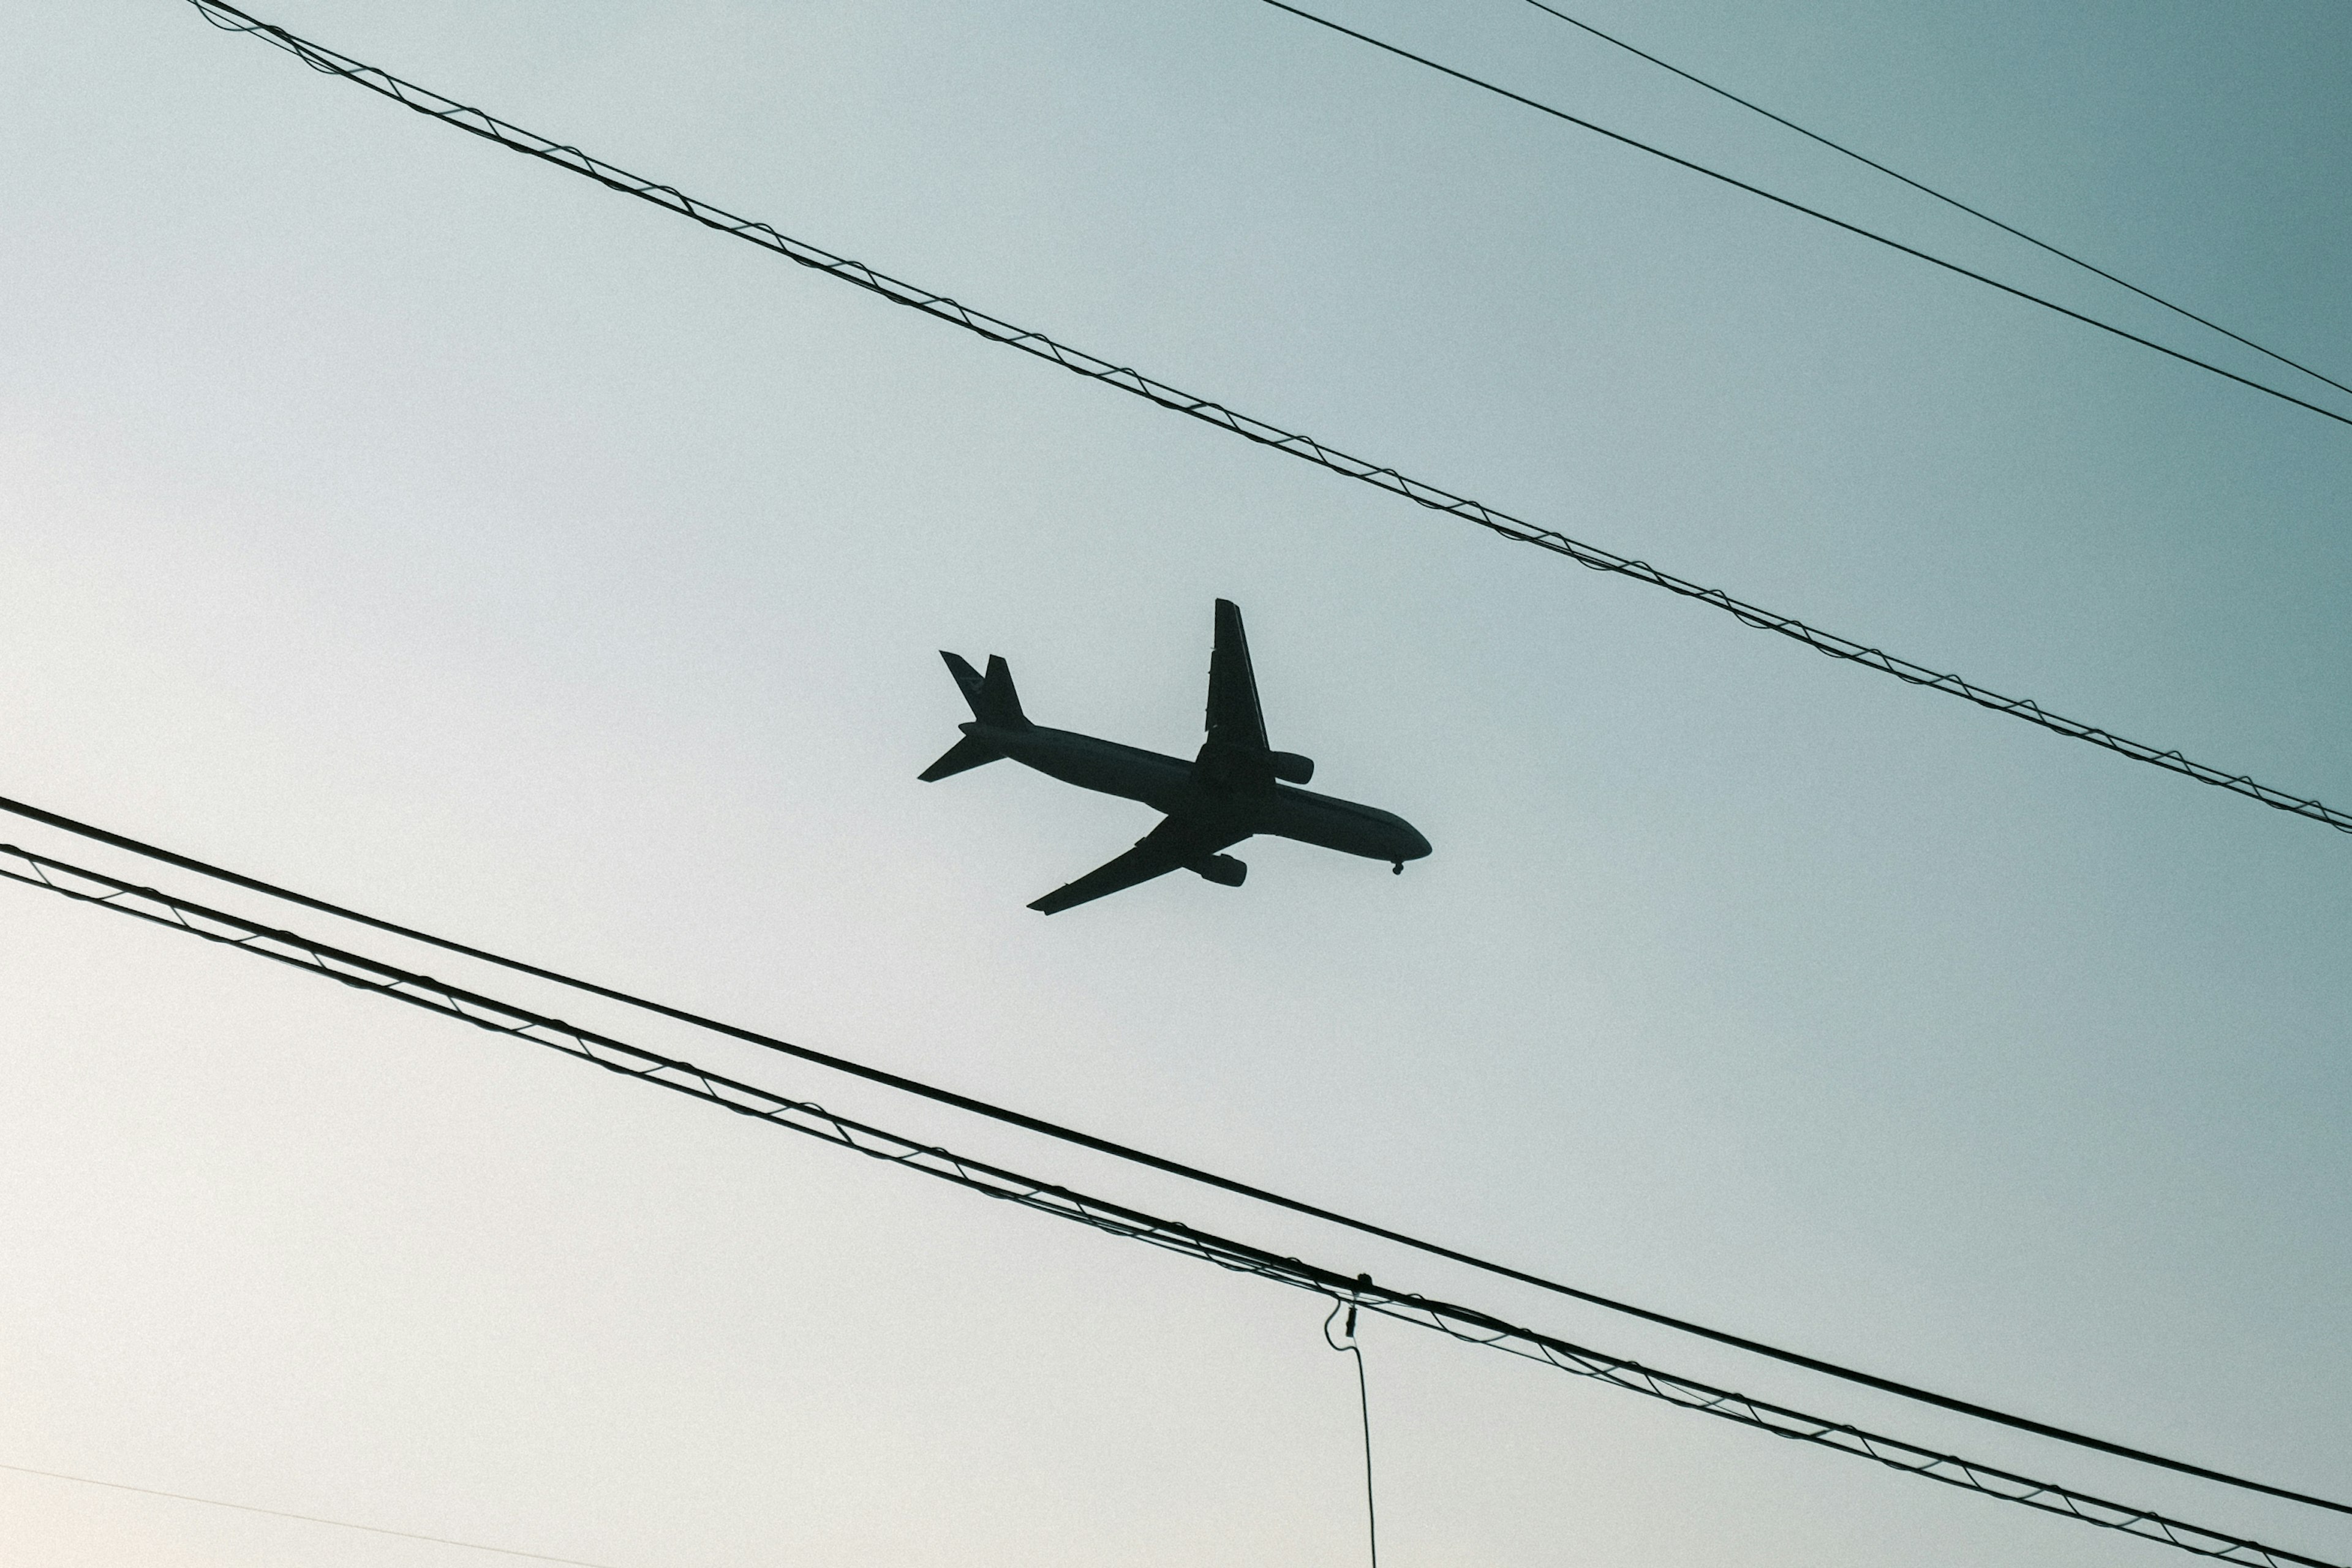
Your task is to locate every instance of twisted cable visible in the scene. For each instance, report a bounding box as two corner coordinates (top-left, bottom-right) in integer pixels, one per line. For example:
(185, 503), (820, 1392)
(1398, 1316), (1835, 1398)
(3, 780), (2344, 1519)
(4, 842), (2342, 1568)
(181, 0), (2348, 837)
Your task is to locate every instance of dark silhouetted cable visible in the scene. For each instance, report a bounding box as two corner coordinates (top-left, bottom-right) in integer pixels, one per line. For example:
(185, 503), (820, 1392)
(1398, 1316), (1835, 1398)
(181, 0), (2350, 837)
(1256, 0), (2352, 431)
(1324, 1294), (1379, 1567)
(0, 1461), (625, 1567)
(1515, 0), (2352, 404)
(4, 845), (2340, 1568)
(4, 796), (2348, 1526)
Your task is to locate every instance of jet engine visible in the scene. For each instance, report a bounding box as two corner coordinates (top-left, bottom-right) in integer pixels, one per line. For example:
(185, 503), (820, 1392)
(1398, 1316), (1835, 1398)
(1268, 752), (1314, 785)
(1191, 854), (1248, 888)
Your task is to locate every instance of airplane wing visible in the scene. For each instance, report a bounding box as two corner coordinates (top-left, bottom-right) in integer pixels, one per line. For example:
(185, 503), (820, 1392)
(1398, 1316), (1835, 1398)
(1205, 598), (1269, 752)
(1028, 816), (1249, 915)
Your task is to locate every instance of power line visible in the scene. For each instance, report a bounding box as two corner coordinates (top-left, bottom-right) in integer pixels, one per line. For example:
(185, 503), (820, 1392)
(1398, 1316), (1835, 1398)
(2, 844), (2339, 1568)
(0, 1460), (626, 1568)
(181, 0), (2351, 839)
(1513, 0), (2352, 404)
(4, 785), (2345, 1521)
(1257, 0), (2352, 431)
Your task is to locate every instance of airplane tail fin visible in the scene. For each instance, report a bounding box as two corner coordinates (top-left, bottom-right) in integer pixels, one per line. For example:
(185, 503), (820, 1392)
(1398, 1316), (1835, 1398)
(941, 651), (1029, 728)
(923, 650), (1028, 783)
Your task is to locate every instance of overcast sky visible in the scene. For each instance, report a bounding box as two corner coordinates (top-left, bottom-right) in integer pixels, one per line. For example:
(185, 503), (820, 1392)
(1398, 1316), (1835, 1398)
(2, 2), (2347, 1564)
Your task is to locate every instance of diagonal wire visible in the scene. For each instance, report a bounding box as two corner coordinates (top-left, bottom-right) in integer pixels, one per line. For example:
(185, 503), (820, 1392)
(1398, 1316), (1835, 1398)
(7, 786), (2348, 1521)
(0, 1461), (626, 1568)
(180, 0), (2349, 837)
(1257, 0), (2352, 431)
(1513, 0), (2352, 402)
(8, 785), (2351, 1524)
(1, 842), (2342, 1568)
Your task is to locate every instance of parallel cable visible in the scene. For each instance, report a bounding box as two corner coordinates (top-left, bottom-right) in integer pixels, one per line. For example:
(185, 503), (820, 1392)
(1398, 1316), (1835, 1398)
(1, 843), (2340, 1568)
(0, 1460), (625, 1567)
(1513, 0), (2352, 403)
(4, 784), (2346, 1519)
(181, 0), (2351, 837)
(1257, 0), (2352, 431)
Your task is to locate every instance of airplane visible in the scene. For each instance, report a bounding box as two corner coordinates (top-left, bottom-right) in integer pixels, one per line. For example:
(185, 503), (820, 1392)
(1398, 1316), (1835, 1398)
(921, 599), (1431, 914)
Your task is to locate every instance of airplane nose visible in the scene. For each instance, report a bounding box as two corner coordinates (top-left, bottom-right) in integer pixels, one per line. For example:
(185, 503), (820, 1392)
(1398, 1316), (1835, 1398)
(1401, 824), (1432, 861)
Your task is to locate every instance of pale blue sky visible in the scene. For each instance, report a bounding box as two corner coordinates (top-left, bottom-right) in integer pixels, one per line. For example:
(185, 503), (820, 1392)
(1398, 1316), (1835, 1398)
(2, 2), (2346, 1564)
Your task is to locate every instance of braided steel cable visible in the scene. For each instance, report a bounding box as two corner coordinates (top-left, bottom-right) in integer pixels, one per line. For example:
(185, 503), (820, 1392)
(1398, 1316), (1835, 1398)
(2, 842), (2343, 1568)
(10, 786), (2348, 1521)
(182, 0), (2349, 839)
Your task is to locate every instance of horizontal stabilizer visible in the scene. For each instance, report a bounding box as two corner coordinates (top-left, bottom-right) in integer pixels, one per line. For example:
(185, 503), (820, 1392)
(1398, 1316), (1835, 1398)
(919, 733), (1002, 782)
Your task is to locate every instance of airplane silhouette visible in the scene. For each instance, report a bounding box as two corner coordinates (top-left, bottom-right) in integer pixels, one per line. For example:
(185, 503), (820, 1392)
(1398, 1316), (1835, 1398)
(922, 599), (1431, 913)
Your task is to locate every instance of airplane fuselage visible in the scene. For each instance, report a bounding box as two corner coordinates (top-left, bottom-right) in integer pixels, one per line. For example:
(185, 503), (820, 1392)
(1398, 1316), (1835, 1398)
(925, 598), (1430, 911)
(962, 720), (1433, 865)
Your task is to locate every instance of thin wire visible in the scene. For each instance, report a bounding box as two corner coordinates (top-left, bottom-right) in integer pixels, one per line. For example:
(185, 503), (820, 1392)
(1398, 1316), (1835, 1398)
(3, 790), (2346, 1521)
(1324, 1296), (1379, 1567)
(0, 1460), (626, 1568)
(1515, 0), (2352, 403)
(1, 844), (2339, 1568)
(179, 0), (2352, 838)
(1256, 0), (2352, 431)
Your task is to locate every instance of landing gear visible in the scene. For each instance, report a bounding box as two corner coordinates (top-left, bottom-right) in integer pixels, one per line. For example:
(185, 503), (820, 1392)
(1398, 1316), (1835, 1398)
(1391, 861), (1403, 875)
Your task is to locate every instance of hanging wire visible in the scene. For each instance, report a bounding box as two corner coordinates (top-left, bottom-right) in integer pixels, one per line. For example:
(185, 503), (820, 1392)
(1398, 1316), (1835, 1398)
(1324, 1289), (1380, 1567)
(179, 0), (2350, 840)
(4, 843), (2342, 1568)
